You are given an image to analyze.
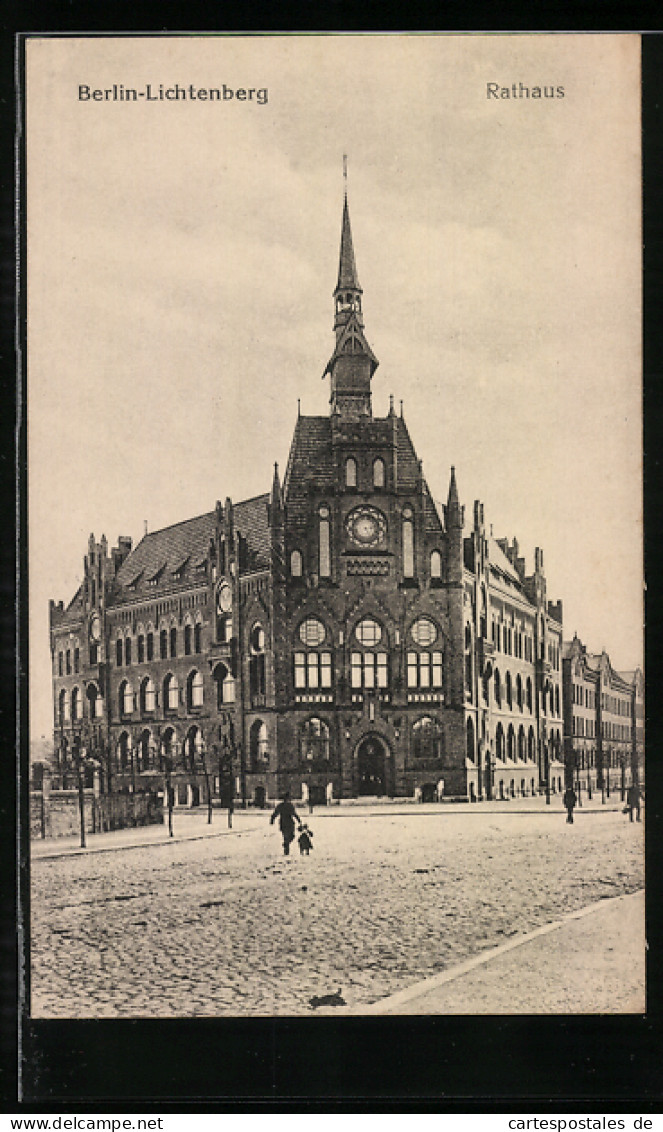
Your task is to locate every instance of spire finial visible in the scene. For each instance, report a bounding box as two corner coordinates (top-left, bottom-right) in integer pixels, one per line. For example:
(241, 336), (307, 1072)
(343, 153), (348, 198)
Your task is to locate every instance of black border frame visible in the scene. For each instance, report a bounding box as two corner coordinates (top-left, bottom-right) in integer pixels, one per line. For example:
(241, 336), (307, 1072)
(6, 25), (663, 1111)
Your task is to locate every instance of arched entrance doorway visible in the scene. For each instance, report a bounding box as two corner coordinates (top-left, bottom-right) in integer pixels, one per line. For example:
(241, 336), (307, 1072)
(356, 736), (388, 796)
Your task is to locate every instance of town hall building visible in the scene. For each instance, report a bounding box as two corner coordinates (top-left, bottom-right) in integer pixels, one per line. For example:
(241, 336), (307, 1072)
(50, 189), (569, 806)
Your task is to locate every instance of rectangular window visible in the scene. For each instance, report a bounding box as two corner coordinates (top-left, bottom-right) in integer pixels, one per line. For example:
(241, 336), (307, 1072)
(320, 652), (332, 688)
(376, 653), (388, 688)
(294, 652), (306, 689)
(419, 653), (431, 688)
(364, 653), (376, 689)
(307, 652), (319, 689)
(407, 652), (417, 688)
(432, 652), (443, 687)
(403, 521), (414, 578)
(351, 652), (362, 689)
(319, 520), (331, 578)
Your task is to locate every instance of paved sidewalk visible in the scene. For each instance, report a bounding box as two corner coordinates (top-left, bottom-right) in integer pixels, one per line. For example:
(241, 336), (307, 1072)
(29, 809), (265, 860)
(356, 889), (645, 1015)
(29, 795), (627, 861)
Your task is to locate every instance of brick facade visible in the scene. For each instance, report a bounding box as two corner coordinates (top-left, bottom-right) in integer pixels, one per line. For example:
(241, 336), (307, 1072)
(49, 190), (637, 807)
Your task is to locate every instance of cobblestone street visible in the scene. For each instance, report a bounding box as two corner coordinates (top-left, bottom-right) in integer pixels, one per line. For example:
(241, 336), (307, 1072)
(30, 805), (644, 1017)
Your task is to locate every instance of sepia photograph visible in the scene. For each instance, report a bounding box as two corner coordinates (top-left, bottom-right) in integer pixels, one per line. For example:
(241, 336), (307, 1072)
(25, 32), (644, 1022)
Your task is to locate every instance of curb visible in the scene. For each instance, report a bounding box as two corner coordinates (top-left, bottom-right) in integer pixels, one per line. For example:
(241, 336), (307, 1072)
(30, 821), (265, 862)
(354, 889), (644, 1015)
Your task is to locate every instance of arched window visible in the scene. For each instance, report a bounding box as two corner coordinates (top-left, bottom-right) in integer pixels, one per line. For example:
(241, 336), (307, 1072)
(163, 673), (179, 712)
(160, 629), (168, 659)
(494, 668), (501, 707)
(184, 726), (202, 771)
(373, 458), (385, 489)
(187, 670), (204, 710)
(59, 688), (69, 724)
(146, 626), (154, 661)
(66, 649), (72, 675)
(528, 727), (536, 762)
(70, 686), (80, 721)
(140, 676), (156, 714)
(466, 716), (476, 762)
(430, 550), (442, 580)
(213, 663), (235, 708)
(516, 674), (523, 710)
(160, 726), (175, 761)
(124, 636), (132, 666)
(506, 672), (512, 708)
(526, 677), (533, 712)
(352, 618), (389, 690)
(249, 623), (266, 701)
(345, 457), (357, 488)
(250, 720), (268, 765)
(507, 725), (515, 761)
(480, 588), (487, 639)
(402, 506), (414, 578)
(300, 717), (330, 762)
(119, 680), (133, 717)
(294, 619), (331, 690)
(555, 686), (560, 716)
(58, 652), (63, 677)
(184, 622), (193, 656)
(138, 729), (153, 771)
(290, 550), (303, 577)
(412, 717), (443, 760)
(518, 726), (526, 761)
(319, 505), (331, 578)
(194, 620), (202, 653)
(495, 723), (505, 761)
(482, 669), (490, 704)
(137, 633), (145, 663)
(73, 645), (80, 674)
(118, 732), (130, 773)
(170, 626), (177, 658)
(86, 683), (100, 720)
(116, 638), (123, 667)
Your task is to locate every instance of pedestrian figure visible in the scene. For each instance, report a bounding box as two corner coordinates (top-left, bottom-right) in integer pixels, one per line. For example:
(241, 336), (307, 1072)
(298, 823), (314, 855)
(563, 785), (577, 824)
(626, 782), (642, 822)
(270, 792), (301, 856)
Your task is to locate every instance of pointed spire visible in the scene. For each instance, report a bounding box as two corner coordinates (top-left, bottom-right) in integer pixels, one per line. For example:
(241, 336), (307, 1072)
(447, 465), (459, 508)
(271, 461), (281, 508)
(444, 466), (464, 531)
(337, 193), (361, 293)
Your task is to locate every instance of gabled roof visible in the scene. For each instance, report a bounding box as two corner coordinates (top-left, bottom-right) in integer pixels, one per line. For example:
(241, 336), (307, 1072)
(112, 495), (271, 603)
(283, 412), (443, 532)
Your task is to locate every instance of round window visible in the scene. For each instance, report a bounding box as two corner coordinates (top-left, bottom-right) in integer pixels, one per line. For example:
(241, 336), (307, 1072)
(411, 618), (437, 647)
(299, 618), (326, 647)
(355, 618), (382, 647)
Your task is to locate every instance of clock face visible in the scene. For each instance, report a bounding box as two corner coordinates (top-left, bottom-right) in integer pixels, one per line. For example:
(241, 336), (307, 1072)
(217, 583), (232, 614)
(89, 615), (101, 642)
(346, 506), (386, 548)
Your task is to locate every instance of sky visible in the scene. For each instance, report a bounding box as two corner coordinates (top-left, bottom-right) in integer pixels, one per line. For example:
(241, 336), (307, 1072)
(27, 33), (643, 742)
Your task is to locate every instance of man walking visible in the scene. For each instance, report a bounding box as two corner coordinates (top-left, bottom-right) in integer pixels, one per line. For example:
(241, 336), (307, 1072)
(563, 784), (577, 824)
(270, 792), (302, 855)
